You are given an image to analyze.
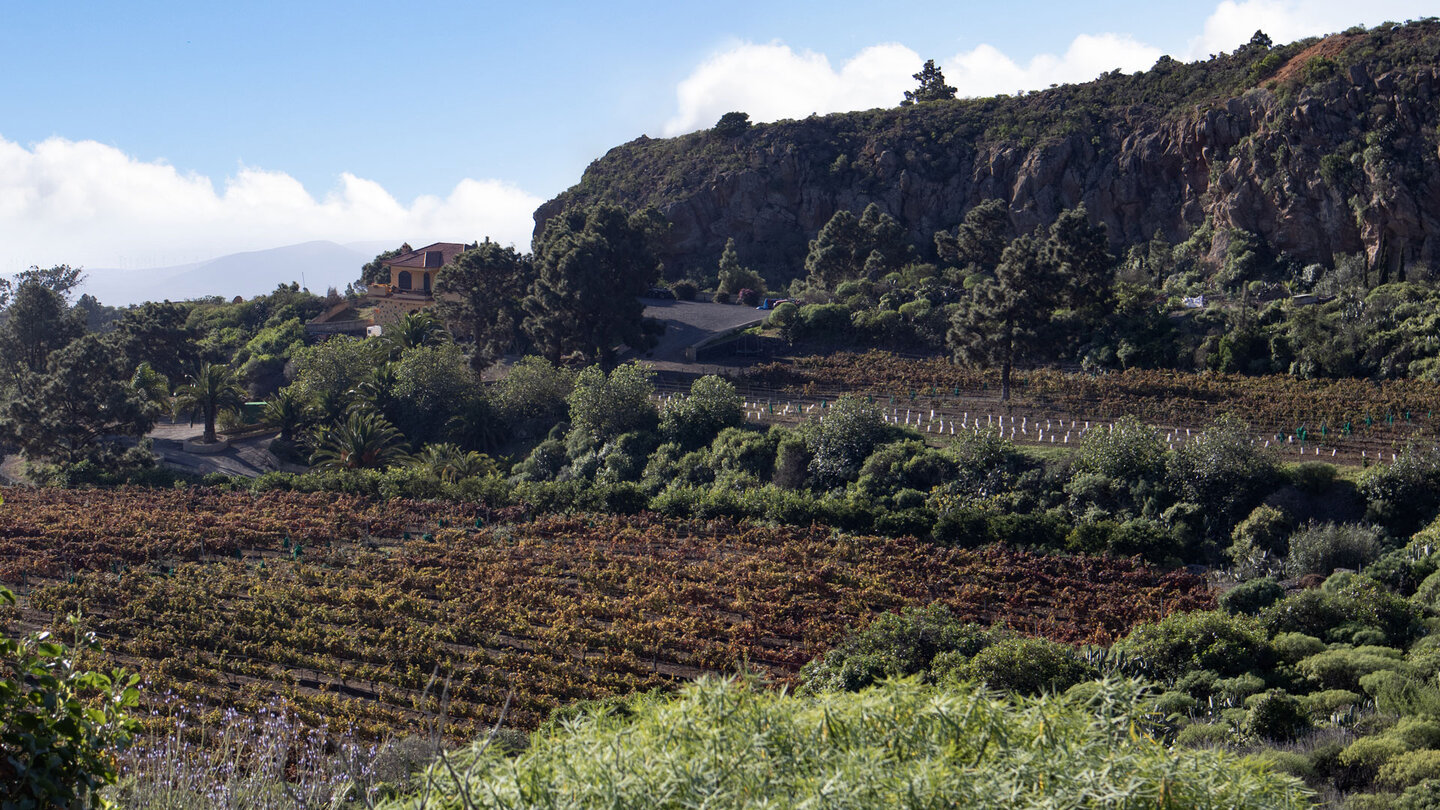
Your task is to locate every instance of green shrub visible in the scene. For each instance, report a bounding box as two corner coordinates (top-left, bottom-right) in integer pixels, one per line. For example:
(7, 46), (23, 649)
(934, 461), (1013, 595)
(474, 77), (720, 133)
(1228, 505), (1293, 577)
(1242, 690), (1312, 741)
(1273, 632), (1327, 664)
(1217, 673), (1266, 704)
(1340, 792), (1400, 810)
(1175, 722), (1235, 747)
(389, 677), (1312, 809)
(1298, 647), (1409, 691)
(1378, 750), (1440, 790)
(1155, 690), (1199, 717)
(1220, 578), (1285, 615)
(1413, 571), (1440, 611)
(1258, 750), (1318, 782)
(798, 303), (851, 340)
(1288, 461), (1339, 493)
(669, 280), (698, 300)
(1393, 778), (1440, 809)
(1285, 522), (1387, 578)
(1360, 444), (1440, 534)
(1114, 610), (1271, 681)
(1, 587), (141, 808)
(1302, 689), (1364, 718)
(1175, 669), (1221, 699)
(1339, 735), (1409, 772)
(1387, 717), (1440, 750)
(955, 637), (1095, 696)
(1262, 577), (1424, 647)
(800, 604), (999, 692)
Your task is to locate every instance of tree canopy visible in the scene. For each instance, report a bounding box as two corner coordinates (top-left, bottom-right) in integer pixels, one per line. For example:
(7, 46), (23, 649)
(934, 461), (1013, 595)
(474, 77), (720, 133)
(524, 205), (665, 365)
(435, 241), (532, 370)
(901, 59), (957, 105)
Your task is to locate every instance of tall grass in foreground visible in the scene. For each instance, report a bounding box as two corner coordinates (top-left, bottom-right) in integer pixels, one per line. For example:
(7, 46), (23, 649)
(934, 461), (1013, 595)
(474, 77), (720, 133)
(387, 676), (1312, 809)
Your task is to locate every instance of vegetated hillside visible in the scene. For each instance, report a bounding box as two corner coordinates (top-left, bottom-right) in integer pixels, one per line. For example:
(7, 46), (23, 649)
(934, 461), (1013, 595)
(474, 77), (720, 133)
(537, 20), (1440, 283)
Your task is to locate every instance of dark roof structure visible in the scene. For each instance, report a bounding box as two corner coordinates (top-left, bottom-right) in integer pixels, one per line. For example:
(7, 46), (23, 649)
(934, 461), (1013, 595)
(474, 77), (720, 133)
(385, 242), (472, 270)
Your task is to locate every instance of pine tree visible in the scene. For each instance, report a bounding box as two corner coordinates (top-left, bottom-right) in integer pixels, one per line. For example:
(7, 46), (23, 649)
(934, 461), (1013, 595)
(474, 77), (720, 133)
(523, 205), (665, 366)
(947, 234), (1061, 401)
(2, 334), (157, 466)
(935, 199), (1011, 272)
(716, 238), (765, 294)
(435, 241), (531, 370)
(804, 204), (912, 290)
(901, 59), (957, 106)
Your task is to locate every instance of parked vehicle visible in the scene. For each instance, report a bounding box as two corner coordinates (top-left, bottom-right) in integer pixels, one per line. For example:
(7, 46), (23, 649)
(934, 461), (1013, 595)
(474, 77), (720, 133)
(757, 298), (793, 310)
(644, 287), (676, 300)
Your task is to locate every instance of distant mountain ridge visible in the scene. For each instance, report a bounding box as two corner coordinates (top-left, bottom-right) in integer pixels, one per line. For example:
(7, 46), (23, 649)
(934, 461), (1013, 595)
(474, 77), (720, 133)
(537, 20), (1440, 284)
(82, 241), (380, 306)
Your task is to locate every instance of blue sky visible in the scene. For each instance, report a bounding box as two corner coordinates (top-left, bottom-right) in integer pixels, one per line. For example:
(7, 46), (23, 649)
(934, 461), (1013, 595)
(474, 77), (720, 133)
(1, 1), (1434, 274)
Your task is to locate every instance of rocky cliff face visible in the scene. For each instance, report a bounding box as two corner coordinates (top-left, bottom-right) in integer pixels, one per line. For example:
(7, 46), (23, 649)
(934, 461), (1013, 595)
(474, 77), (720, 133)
(536, 23), (1440, 283)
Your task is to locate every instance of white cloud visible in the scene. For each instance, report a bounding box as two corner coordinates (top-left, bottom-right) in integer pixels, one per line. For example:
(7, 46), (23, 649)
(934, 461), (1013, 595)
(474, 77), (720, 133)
(663, 41), (920, 135)
(1189, 0), (1438, 58)
(943, 33), (1163, 98)
(0, 135), (542, 273)
(663, 33), (1161, 136)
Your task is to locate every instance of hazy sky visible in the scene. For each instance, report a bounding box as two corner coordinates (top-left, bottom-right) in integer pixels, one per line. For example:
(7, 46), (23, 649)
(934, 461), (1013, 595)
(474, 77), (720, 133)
(2, 0), (1435, 273)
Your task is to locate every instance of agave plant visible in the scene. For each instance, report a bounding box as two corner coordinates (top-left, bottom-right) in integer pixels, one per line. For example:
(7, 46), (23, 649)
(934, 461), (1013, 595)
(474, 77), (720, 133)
(173, 363), (247, 444)
(310, 410), (412, 470)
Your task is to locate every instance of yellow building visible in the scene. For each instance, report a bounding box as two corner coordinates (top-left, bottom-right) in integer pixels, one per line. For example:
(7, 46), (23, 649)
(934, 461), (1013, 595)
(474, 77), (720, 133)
(366, 241), (473, 326)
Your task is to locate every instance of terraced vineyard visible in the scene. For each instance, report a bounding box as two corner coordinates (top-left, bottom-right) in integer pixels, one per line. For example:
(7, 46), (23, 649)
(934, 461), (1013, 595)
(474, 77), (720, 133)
(0, 487), (1210, 738)
(730, 351), (1440, 463)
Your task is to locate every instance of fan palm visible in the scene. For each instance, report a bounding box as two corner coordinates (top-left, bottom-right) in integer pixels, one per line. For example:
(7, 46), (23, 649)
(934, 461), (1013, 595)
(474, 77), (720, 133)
(446, 396), (507, 453)
(173, 363), (247, 444)
(310, 410), (412, 470)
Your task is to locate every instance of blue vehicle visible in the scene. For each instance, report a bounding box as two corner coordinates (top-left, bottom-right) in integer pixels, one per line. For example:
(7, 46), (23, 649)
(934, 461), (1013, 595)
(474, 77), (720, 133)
(757, 298), (793, 310)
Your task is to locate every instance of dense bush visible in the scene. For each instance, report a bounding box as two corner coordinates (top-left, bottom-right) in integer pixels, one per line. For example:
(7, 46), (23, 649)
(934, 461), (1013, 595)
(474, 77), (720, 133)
(388, 677), (1311, 809)
(1220, 578), (1286, 615)
(1360, 444), (1440, 534)
(800, 604), (999, 692)
(1242, 689), (1311, 742)
(1284, 522), (1388, 578)
(1114, 610), (1272, 682)
(1262, 576), (1424, 647)
(951, 637), (1095, 696)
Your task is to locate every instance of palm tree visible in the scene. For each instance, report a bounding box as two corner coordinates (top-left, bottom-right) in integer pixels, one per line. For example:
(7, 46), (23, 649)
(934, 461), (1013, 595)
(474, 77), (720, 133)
(130, 362), (171, 415)
(310, 410), (412, 470)
(384, 311), (448, 357)
(415, 442), (495, 482)
(349, 362), (398, 413)
(447, 396), (507, 453)
(173, 363), (247, 444)
(263, 385), (309, 443)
